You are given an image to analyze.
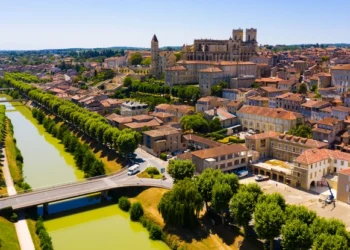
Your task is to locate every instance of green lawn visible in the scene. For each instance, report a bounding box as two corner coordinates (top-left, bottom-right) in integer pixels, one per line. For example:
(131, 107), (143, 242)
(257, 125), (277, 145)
(0, 216), (20, 250)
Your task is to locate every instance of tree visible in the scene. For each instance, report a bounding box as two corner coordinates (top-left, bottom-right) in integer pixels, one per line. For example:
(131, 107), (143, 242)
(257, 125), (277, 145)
(209, 118), (222, 132)
(211, 81), (228, 97)
(258, 193), (286, 211)
(167, 159), (195, 182)
(287, 125), (312, 139)
(254, 201), (285, 250)
(217, 172), (240, 195)
(229, 190), (255, 234)
(298, 83), (308, 94)
(281, 219), (312, 250)
(239, 183), (263, 202)
(312, 234), (348, 250)
(117, 132), (138, 157)
(195, 168), (219, 210)
(118, 196), (131, 211)
(130, 53), (143, 66)
(124, 77), (132, 87)
(141, 57), (151, 66)
(180, 114), (209, 133)
(158, 178), (203, 228)
(211, 183), (233, 225)
(130, 202), (144, 221)
(285, 205), (316, 226)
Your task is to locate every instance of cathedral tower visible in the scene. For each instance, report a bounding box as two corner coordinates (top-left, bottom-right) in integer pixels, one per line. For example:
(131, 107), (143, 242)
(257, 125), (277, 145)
(151, 34), (160, 76)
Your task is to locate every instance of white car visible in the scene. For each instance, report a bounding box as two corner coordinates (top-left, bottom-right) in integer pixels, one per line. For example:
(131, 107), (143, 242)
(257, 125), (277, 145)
(255, 175), (269, 182)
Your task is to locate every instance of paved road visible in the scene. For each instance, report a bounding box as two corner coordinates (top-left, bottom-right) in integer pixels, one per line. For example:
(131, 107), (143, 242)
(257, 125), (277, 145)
(2, 148), (35, 250)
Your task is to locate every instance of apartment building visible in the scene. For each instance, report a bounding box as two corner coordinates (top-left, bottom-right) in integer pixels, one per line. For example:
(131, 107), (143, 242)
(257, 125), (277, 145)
(331, 64), (350, 94)
(195, 96), (230, 112)
(245, 131), (328, 161)
(155, 104), (194, 122)
(312, 117), (344, 144)
(337, 168), (350, 204)
(192, 144), (248, 173)
(275, 92), (305, 112)
(236, 105), (302, 133)
(222, 88), (258, 102)
(120, 101), (148, 116)
(143, 125), (186, 156)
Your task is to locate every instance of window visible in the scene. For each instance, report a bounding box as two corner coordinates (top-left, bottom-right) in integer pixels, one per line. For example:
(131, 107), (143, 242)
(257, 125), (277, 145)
(310, 173), (312, 179)
(341, 161), (344, 166)
(334, 159), (337, 164)
(220, 163), (225, 169)
(220, 156), (225, 161)
(227, 162), (232, 167)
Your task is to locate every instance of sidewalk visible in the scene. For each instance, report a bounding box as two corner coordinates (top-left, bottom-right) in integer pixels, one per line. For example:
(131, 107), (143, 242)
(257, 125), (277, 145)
(2, 147), (35, 250)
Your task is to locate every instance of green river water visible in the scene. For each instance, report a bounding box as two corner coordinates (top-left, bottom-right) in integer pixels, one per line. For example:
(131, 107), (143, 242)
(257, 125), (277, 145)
(1, 98), (169, 250)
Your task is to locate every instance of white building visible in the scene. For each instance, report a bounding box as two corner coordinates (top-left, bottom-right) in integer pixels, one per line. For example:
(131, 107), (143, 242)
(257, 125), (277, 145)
(331, 64), (350, 94)
(120, 101), (148, 117)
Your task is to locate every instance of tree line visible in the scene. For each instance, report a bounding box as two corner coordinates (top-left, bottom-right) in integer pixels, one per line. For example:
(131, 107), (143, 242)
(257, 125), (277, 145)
(35, 217), (54, 250)
(159, 160), (350, 250)
(32, 108), (105, 177)
(124, 77), (201, 105)
(4, 73), (140, 158)
(0, 105), (6, 188)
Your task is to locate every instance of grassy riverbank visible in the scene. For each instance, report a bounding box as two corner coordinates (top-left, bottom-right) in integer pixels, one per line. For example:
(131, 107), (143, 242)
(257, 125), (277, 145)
(0, 216), (21, 250)
(129, 188), (263, 250)
(27, 218), (41, 250)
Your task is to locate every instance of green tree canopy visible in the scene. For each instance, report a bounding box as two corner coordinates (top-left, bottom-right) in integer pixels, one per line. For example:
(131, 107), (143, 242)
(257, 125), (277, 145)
(209, 117), (222, 132)
(298, 83), (308, 94)
(258, 193), (286, 211)
(254, 201), (285, 250)
(167, 159), (195, 183)
(212, 182), (233, 224)
(281, 219), (312, 250)
(287, 125), (312, 139)
(312, 233), (348, 250)
(158, 178), (203, 228)
(117, 130), (139, 156)
(180, 114), (209, 133)
(130, 53), (143, 65)
(229, 190), (256, 234)
(285, 205), (316, 226)
(195, 168), (220, 210)
(123, 76), (133, 87)
(141, 57), (151, 66)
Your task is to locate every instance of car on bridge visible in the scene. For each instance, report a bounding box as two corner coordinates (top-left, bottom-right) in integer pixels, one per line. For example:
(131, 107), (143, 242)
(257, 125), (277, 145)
(127, 164), (140, 175)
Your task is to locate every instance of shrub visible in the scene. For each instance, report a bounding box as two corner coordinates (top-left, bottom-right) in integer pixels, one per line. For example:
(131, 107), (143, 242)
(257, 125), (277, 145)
(130, 202), (144, 221)
(149, 224), (163, 240)
(10, 213), (18, 222)
(160, 153), (167, 161)
(146, 167), (160, 175)
(118, 196), (131, 212)
(228, 137), (245, 143)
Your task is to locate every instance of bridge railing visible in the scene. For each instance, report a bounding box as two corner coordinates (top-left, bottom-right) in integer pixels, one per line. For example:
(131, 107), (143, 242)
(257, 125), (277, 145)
(0, 168), (128, 199)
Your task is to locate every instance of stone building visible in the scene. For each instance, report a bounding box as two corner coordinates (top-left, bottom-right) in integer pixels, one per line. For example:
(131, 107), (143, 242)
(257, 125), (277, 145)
(181, 28), (258, 62)
(150, 34), (176, 77)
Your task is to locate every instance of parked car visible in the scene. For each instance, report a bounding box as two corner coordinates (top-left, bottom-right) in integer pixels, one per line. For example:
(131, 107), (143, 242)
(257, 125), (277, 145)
(255, 175), (269, 182)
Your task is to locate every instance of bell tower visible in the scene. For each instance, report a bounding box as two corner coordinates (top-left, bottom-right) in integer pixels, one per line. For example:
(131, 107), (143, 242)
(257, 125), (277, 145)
(151, 34), (160, 77)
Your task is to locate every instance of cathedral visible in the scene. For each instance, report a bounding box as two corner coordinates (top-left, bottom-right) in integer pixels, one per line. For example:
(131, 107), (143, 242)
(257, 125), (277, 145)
(181, 28), (258, 62)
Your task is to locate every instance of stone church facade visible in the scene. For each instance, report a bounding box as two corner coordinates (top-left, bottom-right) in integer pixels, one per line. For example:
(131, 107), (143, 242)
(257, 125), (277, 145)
(182, 28), (258, 62)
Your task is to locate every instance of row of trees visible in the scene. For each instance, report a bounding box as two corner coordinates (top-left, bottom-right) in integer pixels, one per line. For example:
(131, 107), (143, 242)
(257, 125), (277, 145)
(32, 108), (105, 177)
(0, 105), (6, 187)
(35, 217), (53, 250)
(4, 73), (140, 158)
(6, 72), (40, 83)
(159, 160), (350, 250)
(124, 77), (201, 105)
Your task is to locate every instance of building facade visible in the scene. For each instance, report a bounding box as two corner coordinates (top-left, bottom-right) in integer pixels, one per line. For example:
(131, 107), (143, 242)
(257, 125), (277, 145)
(337, 168), (350, 204)
(181, 28), (258, 62)
(120, 101), (148, 116)
(331, 64), (350, 94)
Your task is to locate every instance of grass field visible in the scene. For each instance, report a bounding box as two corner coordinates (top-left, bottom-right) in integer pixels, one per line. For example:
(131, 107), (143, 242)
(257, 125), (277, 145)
(129, 188), (263, 250)
(0, 216), (20, 250)
(27, 218), (41, 250)
(4, 119), (22, 186)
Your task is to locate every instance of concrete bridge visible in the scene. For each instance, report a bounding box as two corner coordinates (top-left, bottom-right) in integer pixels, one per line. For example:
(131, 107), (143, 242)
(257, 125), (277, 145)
(0, 173), (172, 214)
(0, 99), (27, 103)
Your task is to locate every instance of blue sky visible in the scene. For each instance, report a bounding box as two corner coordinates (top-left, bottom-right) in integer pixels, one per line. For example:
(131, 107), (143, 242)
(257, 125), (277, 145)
(0, 0), (349, 50)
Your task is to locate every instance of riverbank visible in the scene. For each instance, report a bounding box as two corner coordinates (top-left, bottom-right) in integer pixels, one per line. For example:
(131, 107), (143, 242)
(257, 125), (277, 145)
(128, 188), (263, 250)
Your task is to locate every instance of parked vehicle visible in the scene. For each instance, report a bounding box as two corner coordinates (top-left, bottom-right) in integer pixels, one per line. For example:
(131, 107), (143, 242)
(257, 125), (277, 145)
(127, 164), (140, 175)
(237, 170), (248, 178)
(255, 175), (269, 182)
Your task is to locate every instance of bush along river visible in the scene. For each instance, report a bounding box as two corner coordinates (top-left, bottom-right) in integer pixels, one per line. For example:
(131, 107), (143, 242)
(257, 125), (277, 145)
(1, 97), (168, 250)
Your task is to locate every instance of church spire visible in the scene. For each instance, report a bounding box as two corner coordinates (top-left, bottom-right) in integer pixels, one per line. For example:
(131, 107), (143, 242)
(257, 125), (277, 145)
(152, 34), (158, 42)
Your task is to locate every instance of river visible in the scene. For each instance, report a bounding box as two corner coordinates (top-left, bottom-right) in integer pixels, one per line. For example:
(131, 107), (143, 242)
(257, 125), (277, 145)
(1, 97), (169, 250)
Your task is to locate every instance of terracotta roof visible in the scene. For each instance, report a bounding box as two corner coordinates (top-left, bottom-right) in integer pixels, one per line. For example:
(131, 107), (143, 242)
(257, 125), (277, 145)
(260, 86), (283, 93)
(332, 106), (350, 113)
(227, 100), (243, 107)
(150, 112), (175, 118)
(166, 65), (187, 71)
(296, 149), (350, 165)
(199, 67), (222, 73)
(205, 108), (236, 121)
(316, 117), (341, 126)
(339, 168), (350, 176)
(301, 100), (330, 109)
(197, 96), (229, 103)
(155, 104), (194, 114)
(276, 92), (303, 102)
(183, 134), (222, 148)
(246, 131), (279, 140)
(237, 105), (301, 120)
(256, 77), (283, 83)
(332, 64), (350, 70)
(192, 144), (247, 159)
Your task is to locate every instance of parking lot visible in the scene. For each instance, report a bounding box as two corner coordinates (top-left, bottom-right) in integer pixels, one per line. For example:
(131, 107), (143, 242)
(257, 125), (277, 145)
(241, 176), (350, 230)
